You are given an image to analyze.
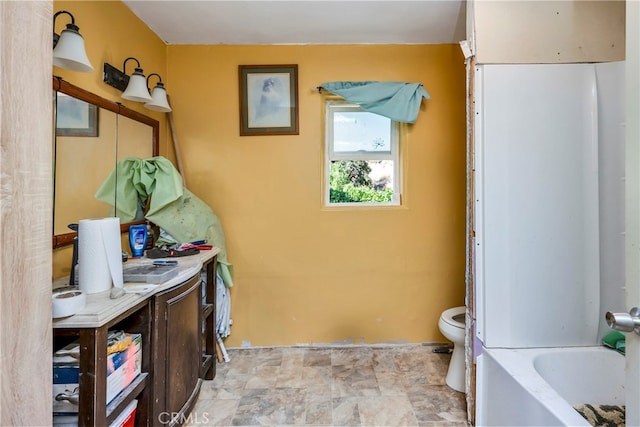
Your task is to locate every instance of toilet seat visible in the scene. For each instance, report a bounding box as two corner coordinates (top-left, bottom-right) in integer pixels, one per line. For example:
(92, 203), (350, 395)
(440, 306), (465, 329)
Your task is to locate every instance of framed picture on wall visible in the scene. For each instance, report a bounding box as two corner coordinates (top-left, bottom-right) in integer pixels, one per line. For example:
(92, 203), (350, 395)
(56, 93), (99, 137)
(239, 64), (299, 136)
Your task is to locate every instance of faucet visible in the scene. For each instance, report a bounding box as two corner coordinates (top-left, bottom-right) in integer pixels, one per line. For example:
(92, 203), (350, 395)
(606, 307), (640, 334)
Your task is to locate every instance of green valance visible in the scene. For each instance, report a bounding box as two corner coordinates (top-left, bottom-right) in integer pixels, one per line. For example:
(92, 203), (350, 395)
(319, 81), (430, 123)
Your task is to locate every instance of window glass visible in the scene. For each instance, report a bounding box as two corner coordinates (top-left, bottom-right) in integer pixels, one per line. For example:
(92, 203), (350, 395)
(325, 101), (400, 206)
(333, 112), (391, 153)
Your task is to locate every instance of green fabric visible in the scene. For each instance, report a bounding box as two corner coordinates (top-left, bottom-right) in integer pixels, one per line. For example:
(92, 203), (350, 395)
(319, 81), (430, 124)
(146, 187), (234, 287)
(602, 331), (625, 355)
(95, 156), (233, 287)
(95, 156), (183, 221)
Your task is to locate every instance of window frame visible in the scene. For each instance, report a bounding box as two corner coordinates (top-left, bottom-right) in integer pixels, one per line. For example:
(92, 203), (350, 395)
(324, 100), (401, 206)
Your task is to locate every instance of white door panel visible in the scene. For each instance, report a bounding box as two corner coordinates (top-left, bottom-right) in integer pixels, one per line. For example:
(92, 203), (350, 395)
(625, 1), (640, 424)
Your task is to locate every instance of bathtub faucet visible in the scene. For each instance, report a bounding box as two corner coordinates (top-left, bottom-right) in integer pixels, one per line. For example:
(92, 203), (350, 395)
(606, 307), (640, 335)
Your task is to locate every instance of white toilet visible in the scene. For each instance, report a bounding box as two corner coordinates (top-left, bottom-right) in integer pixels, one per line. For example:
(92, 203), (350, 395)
(438, 306), (466, 392)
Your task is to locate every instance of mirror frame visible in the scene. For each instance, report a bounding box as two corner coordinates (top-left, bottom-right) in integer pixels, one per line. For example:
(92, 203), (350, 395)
(52, 76), (160, 249)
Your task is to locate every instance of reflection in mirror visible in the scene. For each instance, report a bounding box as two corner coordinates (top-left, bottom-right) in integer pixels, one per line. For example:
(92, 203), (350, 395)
(117, 114), (154, 162)
(52, 76), (159, 250)
(53, 97), (117, 236)
(114, 114), (156, 221)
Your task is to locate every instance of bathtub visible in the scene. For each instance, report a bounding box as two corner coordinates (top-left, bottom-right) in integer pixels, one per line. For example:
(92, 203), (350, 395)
(476, 346), (625, 426)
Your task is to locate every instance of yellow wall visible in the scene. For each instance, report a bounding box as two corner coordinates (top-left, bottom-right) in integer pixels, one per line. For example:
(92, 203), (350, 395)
(167, 44), (467, 346)
(52, 1), (467, 346)
(52, 1), (169, 277)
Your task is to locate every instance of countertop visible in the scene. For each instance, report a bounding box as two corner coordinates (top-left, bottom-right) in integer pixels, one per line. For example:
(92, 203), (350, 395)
(52, 247), (220, 329)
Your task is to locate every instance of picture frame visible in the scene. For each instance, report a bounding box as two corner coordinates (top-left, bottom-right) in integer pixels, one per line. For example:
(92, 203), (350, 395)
(55, 93), (99, 137)
(239, 64), (299, 136)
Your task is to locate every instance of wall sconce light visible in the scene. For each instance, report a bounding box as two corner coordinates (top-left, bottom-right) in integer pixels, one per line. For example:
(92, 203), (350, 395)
(53, 10), (94, 73)
(103, 57), (153, 103)
(145, 73), (172, 112)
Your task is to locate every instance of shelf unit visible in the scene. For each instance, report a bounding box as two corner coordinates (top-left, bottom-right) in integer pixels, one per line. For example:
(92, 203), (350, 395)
(52, 298), (152, 426)
(200, 256), (218, 380)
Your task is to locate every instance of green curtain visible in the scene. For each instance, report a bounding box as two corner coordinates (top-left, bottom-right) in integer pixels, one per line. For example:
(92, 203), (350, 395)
(319, 81), (430, 124)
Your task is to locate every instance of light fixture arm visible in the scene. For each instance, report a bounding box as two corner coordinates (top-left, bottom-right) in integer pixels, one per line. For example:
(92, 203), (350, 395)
(103, 57), (153, 103)
(104, 57), (147, 93)
(54, 10), (75, 26)
(123, 57), (142, 75)
(146, 73), (164, 89)
(103, 58), (165, 107)
(53, 10), (77, 49)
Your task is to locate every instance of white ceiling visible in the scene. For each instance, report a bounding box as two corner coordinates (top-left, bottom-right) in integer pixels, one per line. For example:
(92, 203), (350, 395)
(122, 1), (467, 45)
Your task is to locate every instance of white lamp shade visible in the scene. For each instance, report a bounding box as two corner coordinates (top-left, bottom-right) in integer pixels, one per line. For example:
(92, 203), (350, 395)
(145, 85), (172, 112)
(53, 28), (93, 73)
(122, 72), (152, 102)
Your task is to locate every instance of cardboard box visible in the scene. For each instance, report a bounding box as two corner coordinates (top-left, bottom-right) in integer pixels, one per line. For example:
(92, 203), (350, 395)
(53, 333), (142, 414)
(53, 400), (137, 427)
(109, 399), (137, 427)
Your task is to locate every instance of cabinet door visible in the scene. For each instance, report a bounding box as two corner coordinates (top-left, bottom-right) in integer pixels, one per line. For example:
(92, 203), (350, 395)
(154, 275), (202, 420)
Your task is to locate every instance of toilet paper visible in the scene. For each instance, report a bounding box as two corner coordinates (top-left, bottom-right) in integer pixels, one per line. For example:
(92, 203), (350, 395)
(78, 217), (124, 294)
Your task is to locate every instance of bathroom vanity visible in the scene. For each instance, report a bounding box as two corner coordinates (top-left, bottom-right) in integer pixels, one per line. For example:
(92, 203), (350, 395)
(52, 249), (219, 426)
(50, 75), (221, 426)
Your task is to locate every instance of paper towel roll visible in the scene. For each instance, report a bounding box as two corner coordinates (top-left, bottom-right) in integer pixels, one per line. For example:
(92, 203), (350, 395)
(78, 217), (124, 294)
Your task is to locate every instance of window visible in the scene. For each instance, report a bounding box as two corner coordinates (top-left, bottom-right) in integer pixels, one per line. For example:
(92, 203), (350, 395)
(325, 100), (400, 206)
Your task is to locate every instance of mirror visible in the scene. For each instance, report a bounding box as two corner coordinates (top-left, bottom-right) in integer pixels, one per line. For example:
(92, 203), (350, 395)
(52, 76), (159, 248)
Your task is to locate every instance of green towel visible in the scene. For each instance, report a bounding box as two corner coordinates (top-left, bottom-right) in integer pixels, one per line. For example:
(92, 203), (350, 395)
(602, 331), (625, 355)
(95, 156), (233, 287)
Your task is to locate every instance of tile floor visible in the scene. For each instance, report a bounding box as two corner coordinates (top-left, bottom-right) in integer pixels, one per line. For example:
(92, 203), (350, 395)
(188, 344), (468, 426)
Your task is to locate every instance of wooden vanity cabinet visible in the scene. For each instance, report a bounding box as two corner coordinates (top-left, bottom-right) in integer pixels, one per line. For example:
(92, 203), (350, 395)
(152, 274), (201, 425)
(152, 255), (218, 426)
